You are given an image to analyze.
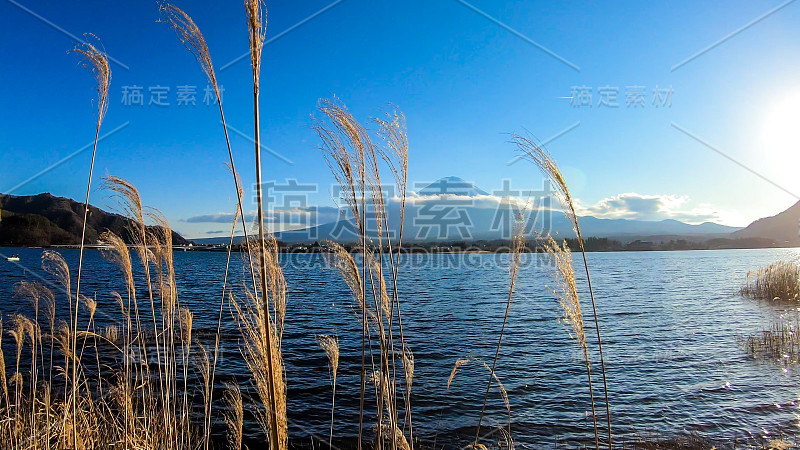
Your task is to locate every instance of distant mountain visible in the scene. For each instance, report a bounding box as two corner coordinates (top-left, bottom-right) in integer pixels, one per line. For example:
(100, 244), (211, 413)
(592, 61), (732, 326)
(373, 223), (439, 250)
(0, 193), (190, 247)
(417, 176), (490, 196)
(194, 177), (741, 244)
(733, 200), (800, 245)
(195, 214), (739, 245)
(261, 213), (739, 244)
(567, 216), (738, 238)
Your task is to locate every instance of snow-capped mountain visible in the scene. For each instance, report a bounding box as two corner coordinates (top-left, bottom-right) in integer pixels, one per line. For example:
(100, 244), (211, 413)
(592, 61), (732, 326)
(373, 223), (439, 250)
(194, 177), (741, 244)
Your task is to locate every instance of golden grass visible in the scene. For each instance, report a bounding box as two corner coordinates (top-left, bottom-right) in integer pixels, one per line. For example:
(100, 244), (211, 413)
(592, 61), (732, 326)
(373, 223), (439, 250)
(542, 235), (599, 446)
(0, 121), (619, 450)
(244, 1), (283, 446)
(2, 175), (293, 449)
(69, 37), (111, 449)
(742, 261), (800, 301)
(513, 134), (611, 449)
(223, 382), (244, 450)
(315, 99), (419, 450)
(317, 334), (340, 449)
(6, 211), (191, 447)
(161, 4), (285, 447)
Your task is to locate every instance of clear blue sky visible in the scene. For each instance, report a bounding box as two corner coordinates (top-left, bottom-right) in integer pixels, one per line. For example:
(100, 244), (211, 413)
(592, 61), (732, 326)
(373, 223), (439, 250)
(2, 0), (800, 238)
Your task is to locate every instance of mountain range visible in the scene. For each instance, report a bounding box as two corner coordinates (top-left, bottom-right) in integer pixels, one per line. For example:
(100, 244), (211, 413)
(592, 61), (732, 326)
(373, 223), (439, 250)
(6, 179), (800, 249)
(196, 177), (742, 244)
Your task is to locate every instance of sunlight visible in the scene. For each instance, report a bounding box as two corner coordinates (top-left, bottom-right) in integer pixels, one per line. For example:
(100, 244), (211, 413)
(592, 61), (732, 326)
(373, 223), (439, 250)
(763, 91), (800, 169)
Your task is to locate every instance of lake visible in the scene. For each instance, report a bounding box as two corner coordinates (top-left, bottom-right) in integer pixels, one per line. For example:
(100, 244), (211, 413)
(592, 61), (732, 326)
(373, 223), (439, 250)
(0, 246), (798, 448)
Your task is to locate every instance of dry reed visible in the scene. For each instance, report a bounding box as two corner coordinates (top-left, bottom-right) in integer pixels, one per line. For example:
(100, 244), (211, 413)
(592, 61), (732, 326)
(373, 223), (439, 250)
(224, 382), (244, 450)
(315, 99), (371, 448)
(316, 100), (416, 450)
(542, 235), (599, 448)
(739, 319), (800, 363)
(317, 334), (340, 449)
(0, 6), (629, 445)
(475, 213), (525, 444)
(513, 134), (611, 448)
(72, 38), (110, 448)
(243, 1), (282, 446)
(741, 261), (800, 301)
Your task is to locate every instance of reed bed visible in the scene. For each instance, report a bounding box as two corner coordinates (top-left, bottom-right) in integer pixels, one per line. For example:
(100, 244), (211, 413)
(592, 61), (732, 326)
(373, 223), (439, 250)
(0, 180), (290, 449)
(739, 320), (800, 364)
(741, 261), (800, 301)
(0, 1), (622, 449)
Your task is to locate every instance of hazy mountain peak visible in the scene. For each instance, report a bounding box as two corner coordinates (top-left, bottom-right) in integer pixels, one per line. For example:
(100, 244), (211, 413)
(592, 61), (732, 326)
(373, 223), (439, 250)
(417, 176), (490, 197)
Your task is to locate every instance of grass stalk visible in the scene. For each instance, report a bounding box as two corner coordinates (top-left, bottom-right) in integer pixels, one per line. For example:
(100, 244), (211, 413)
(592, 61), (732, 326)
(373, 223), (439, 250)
(317, 335), (340, 449)
(245, 1), (283, 448)
(71, 37), (110, 450)
(224, 382), (244, 450)
(375, 110), (412, 447)
(475, 214), (525, 444)
(543, 235), (599, 449)
(208, 166), (245, 447)
(160, 1), (260, 313)
(513, 134), (611, 448)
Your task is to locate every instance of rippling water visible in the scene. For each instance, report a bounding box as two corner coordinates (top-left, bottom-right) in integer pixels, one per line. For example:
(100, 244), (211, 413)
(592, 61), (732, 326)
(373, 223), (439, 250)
(1, 246), (799, 447)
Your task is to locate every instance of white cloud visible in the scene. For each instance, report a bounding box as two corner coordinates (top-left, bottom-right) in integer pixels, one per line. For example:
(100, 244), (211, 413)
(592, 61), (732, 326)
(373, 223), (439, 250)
(406, 192), (549, 210)
(182, 206), (344, 234)
(575, 192), (729, 224)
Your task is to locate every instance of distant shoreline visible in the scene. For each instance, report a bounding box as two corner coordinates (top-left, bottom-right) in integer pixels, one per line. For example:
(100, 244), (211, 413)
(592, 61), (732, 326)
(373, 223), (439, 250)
(1, 238), (794, 255)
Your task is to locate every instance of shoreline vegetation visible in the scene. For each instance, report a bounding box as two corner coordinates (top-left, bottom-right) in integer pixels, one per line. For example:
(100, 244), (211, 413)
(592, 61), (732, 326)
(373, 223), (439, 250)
(0, 1), (796, 450)
(8, 235), (785, 255)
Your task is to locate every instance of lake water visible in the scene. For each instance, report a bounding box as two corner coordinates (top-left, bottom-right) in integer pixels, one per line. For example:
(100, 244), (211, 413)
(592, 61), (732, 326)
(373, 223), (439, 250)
(1, 246), (799, 448)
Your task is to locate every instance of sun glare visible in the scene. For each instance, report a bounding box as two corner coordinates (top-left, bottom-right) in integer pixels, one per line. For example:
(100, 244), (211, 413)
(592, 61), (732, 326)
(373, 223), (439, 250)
(763, 91), (800, 169)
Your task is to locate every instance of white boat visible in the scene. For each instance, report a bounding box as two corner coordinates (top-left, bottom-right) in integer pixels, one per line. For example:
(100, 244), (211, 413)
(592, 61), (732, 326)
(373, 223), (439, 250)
(6, 255), (20, 262)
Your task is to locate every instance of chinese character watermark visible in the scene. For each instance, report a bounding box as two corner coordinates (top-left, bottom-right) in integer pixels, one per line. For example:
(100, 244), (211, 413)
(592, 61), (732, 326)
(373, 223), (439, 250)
(568, 85), (674, 108)
(120, 84), (223, 107)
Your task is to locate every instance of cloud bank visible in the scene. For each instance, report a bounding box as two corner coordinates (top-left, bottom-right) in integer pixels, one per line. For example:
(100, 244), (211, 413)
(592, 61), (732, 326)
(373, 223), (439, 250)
(182, 191), (736, 238)
(575, 192), (725, 224)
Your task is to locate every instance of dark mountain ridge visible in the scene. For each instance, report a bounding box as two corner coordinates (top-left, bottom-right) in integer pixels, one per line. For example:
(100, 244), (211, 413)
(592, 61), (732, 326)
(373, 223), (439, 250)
(0, 193), (189, 247)
(733, 200), (800, 245)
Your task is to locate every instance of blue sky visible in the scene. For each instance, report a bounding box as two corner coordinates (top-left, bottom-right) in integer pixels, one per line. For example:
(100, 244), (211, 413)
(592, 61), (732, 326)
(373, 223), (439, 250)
(2, 0), (800, 238)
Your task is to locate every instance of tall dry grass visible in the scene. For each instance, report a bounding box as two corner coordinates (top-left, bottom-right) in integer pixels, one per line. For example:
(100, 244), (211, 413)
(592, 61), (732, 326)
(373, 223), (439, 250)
(159, 2), (260, 294)
(230, 236), (288, 449)
(315, 99), (413, 450)
(317, 334), (340, 449)
(0, 118), (616, 450)
(742, 261), (800, 301)
(475, 213), (525, 444)
(513, 134), (612, 448)
(1, 178), (211, 448)
(0, 175), (286, 449)
(72, 36), (110, 448)
(244, 2), (284, 448)
(161, 4), (287, 449)
(542, 235), (599, 448)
